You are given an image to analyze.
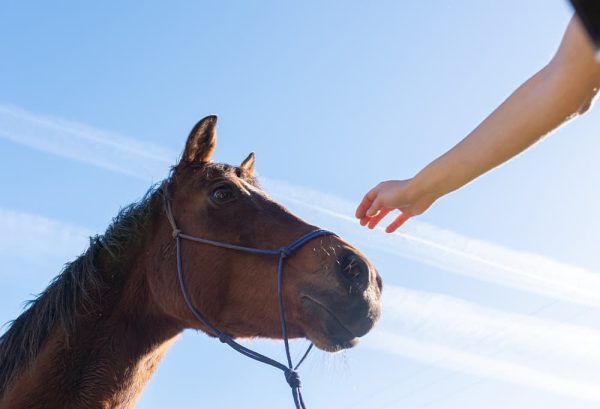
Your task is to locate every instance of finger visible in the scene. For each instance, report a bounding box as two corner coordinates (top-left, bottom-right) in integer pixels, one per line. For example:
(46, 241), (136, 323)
(385, 212), (412, 233)
(367, 209), (391, 229)
(360, 216), (370, 226)
(366, 198), (385, 218)
(355, 199), (371, 219)
(355, 187), (379, 218)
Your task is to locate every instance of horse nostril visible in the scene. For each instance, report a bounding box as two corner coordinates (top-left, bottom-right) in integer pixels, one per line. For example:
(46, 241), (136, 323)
(338, 252), (369, 292)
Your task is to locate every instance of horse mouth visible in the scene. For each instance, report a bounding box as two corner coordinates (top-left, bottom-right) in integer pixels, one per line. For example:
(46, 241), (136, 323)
(300, 295), (359, 352)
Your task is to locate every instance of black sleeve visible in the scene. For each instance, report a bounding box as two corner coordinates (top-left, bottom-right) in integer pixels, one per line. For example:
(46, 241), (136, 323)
(569, 0), (600, 51)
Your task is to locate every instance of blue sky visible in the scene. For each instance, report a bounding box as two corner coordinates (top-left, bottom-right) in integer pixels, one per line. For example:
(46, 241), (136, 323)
(1, 1), (600, 408)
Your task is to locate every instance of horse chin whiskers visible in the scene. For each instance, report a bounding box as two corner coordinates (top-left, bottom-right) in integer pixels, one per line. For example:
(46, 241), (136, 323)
(297, 295), (362, 353)
(308, 335), (358, 354)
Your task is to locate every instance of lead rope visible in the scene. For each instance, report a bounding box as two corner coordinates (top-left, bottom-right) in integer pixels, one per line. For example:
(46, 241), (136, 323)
(164, 186), (334, 408)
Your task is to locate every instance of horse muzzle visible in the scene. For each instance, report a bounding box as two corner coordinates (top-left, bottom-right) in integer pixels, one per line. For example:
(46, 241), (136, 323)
(299, 249), (382, 352)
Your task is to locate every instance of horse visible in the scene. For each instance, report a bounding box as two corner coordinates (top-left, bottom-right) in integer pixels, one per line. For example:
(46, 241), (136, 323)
(0, 115), (383, 409)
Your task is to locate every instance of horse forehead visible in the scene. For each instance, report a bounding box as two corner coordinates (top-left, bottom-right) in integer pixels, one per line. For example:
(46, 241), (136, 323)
(192, 163), (266, 200)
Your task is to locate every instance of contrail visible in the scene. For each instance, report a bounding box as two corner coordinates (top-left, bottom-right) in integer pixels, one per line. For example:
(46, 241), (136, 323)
(350, 285), (600, 406)
(365, 331), (600, 403)
(380, 286), (600, 368)
(0, 104), (176, 181)
(2, 103), (600, 307)
(262, 178), (600, 308)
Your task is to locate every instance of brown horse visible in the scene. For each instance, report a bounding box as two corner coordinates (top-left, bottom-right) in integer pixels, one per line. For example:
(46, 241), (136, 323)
(0, 116), (382, 409)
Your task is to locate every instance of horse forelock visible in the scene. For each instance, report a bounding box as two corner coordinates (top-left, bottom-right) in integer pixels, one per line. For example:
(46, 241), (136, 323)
(172, 161), (259, 188)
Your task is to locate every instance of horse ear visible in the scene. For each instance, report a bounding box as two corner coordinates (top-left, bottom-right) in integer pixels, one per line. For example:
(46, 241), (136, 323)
(182, 115), (217, 163)
(240, 152), (256, 175)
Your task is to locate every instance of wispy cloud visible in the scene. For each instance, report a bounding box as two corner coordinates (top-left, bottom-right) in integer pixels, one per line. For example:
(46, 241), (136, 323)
(367, 283), (600, 401)
(381, 285), (600, 365)
(3, 103), (600, 308)
(366, 330), (600, 402)
(0, 207), (91, 270)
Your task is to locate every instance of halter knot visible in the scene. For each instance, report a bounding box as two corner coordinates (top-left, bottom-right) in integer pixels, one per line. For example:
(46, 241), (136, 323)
(279, 247), (292, 259)
(172, 228), (182, 239)
(285, 369), (301, 388)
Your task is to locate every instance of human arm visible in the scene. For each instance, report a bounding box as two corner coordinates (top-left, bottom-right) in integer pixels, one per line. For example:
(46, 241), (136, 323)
(356, 15), (600, 233)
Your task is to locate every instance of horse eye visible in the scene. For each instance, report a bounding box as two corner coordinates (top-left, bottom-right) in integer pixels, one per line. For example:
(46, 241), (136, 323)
(211, 186), (236, 203)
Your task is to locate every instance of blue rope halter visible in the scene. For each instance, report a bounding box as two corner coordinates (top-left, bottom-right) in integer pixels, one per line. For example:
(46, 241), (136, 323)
(163, 186), (335, 409)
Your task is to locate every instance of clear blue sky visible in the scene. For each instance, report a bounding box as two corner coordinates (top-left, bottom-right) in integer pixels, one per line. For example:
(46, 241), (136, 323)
(1, 1), (600, 408)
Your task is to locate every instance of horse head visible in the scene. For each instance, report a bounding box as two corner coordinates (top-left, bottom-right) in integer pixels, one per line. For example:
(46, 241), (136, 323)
(149, 115), (382, 352)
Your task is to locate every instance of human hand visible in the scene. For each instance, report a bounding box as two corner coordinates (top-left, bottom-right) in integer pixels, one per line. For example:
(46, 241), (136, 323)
(355, 179), (435, 233)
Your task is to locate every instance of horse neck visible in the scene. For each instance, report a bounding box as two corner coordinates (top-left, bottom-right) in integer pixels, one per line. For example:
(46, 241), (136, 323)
(1, 250), (183, 409)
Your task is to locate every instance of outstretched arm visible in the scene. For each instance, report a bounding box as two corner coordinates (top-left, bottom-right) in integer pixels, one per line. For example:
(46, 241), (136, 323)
(356, 15), (600, 233)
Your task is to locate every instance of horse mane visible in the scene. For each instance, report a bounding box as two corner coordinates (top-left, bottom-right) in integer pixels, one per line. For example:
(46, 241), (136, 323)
(0, 184), (163, 393)
(0, 161), (254, 393)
